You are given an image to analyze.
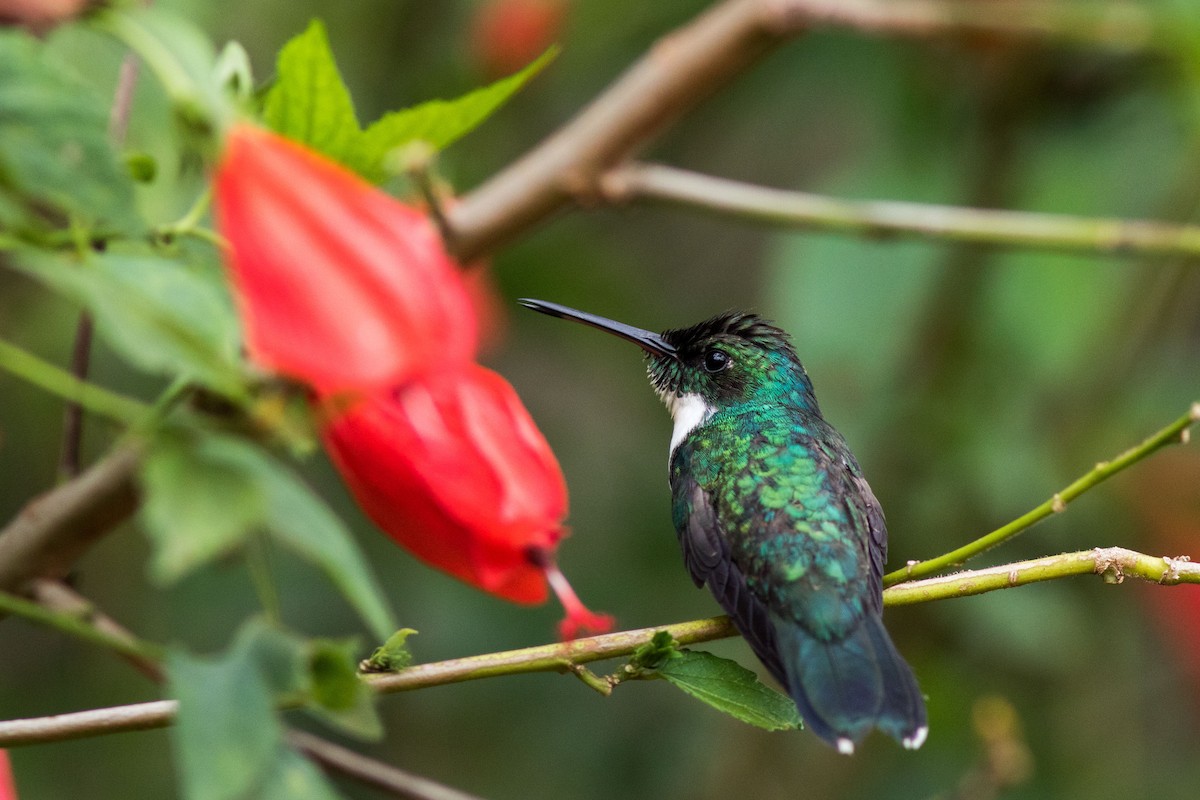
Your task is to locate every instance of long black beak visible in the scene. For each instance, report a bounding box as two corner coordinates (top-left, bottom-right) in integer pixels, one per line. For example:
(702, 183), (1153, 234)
(519, 299), (678, 358)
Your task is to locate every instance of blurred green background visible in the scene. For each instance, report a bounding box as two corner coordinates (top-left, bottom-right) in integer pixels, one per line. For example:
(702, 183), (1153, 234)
(3, 0), (1200, 798)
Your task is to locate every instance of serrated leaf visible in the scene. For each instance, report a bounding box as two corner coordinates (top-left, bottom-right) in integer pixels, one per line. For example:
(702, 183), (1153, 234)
(350, 46), (557, 182)
(361, 628), (418, 673)
(140, 430), (267, 584)
(262, 20), (360, 165)
(261, 19), (556, 183)
(12, 251), (243, 395)
(656, 650), (802, 732)
(0, 29), (139, 234)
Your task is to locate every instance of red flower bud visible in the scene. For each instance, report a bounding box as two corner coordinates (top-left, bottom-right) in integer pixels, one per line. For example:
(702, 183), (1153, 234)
(214, 124), (476, 393)
(323, 364), (612, 636)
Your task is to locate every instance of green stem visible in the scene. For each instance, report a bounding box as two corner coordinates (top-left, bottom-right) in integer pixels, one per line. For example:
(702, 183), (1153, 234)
(885, 403), (1200, 585)
(611, 163), (1200, 258)
(154, 187), (225, 248)
(0, 338), (149, 425)
(0, 590), (165, 664)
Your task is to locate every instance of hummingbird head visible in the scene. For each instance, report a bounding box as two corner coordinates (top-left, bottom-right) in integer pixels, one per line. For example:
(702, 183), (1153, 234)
(520, 300), (819, 450)
(648, 310), (817, 411)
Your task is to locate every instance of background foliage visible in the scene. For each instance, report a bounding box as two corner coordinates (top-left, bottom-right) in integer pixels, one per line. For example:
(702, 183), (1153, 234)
(2, 1), (1199, 798)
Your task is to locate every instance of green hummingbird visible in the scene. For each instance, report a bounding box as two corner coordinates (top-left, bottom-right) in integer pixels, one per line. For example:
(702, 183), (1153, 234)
(521, 299), (927, 754)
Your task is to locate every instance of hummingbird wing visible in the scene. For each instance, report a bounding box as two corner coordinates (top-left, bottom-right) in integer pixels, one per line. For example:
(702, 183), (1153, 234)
(670, 466), (787, 685)
(816, 436), (889, 614)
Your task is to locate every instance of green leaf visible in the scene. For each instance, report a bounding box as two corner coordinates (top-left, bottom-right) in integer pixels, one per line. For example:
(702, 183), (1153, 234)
(307, 638), (382, 740)
(168, 620), (346, 800)
(168, 635), (285, 800)
(12, 251), (243, 395)
(138, 427), (396, 639)
(656, 650), (802, 732)
(262, 20), (361, 166)
(262, 19), (556, 183)
(259, 748), (344, 800)
(361, 628), (418, 673)
(0, 30), (139, 235)
(140, 430), (267, 584)
(255, 461), (397, 642)
(349, 46), (557, 181)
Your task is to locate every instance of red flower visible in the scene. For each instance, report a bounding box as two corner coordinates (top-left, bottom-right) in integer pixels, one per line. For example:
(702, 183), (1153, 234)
(214, 124), (476, 394)
(323, 364), (612, 637)
(469, 0), (567, 77)
(0, 750), (17, 800)
(214, 124), (609, 637)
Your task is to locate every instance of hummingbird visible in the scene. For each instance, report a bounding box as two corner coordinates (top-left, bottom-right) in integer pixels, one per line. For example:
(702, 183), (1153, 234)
(520, 299), (927, 754)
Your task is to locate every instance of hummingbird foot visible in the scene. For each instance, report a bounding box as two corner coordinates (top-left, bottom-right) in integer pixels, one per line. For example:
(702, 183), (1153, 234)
(528, 547), (615, 640)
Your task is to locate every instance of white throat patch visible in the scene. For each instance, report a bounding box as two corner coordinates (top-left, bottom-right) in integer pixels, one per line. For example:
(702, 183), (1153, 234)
(664, 392), (716, 456)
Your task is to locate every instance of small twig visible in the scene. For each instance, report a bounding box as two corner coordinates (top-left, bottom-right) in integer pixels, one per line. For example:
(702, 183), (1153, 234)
(0, 588), (164, 665)
(58, 313), (95, 479)
(605, 163), (1200, 258)
(28, 579), (164, 681)
(287, 729), (488, 800)
(6, 544), (1198, 749)
(401, 144), (457, 253)
(886, 403), (1200, 585)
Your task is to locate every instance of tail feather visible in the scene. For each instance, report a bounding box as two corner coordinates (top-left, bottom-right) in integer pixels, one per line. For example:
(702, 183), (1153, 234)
(773, 612), (926, 753)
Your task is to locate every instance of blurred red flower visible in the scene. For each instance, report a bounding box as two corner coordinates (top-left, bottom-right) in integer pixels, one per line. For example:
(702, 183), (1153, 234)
(0, 750), (17, 800)
(322, 362), (611, 636)
(214, 124), (609, 638)
(469, 0), (567, 77)
(214, 124), (476, 394)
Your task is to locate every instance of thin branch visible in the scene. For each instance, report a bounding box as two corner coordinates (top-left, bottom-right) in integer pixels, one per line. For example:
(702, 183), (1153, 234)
(0, 445), (142, 594)
(286, 730), (487, 800)
(58, 313), (94, 479)
(883, 547), (1200, 606)
(605, 163), (1200, 258)
(15, 580), (444, 800)
(446, 0), (1164, 261)
(5, 547), (1197, 747)
(446, 0), (778, 260)
(362, 616), (737, 695)
(27, 579), (164, 681)
(0, 588), (164, 665)
(763, 0), (1157, 48)
(886, 402), (1200, 585)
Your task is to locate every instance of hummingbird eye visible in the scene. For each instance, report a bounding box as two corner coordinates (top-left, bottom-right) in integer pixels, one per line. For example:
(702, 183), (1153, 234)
(703, 349), (730, 373)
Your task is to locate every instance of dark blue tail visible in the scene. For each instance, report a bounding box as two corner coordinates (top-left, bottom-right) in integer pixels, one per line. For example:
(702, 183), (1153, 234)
(773, 612), (927, 754)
